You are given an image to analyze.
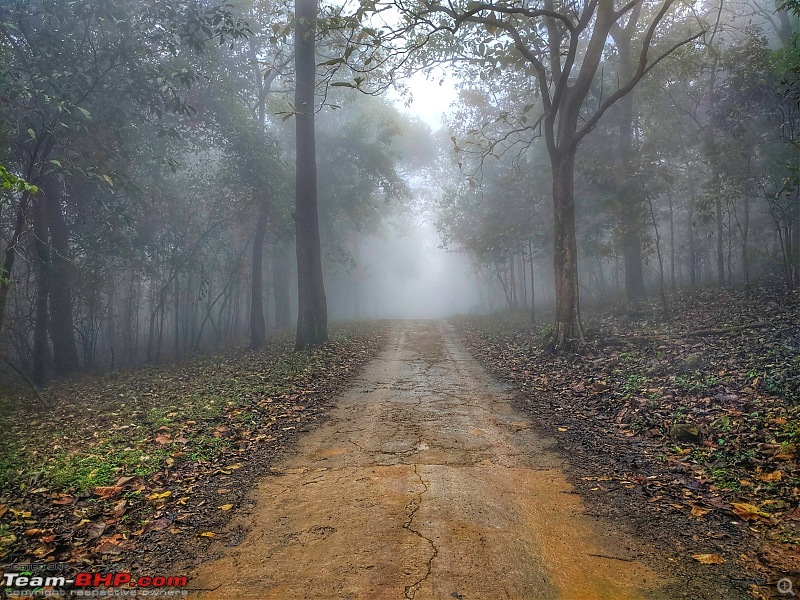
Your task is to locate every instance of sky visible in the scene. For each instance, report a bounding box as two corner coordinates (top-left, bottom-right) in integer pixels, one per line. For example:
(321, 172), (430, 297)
(391, 69), (460, 130)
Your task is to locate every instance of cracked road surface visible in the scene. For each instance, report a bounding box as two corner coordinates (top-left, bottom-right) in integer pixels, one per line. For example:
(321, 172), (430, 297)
(189, 322), (670, 599)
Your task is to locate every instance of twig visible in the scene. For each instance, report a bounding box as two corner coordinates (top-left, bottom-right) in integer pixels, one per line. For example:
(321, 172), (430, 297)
(588, 553), (636, 562)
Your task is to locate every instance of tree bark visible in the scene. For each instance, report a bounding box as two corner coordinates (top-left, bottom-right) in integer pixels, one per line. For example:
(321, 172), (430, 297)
(612, 16), (646, 300)
(527, 237), (535, 323)
(31, 192), (51, 383)
(250, 197), (269, 349)
(551, 150), (584, 348)
(0, 192), (32, 334)
(43, 179), (79, 376)
(715, 192), (725, 287)
(272, 242), (291, 329)
(293, 0), (327, 350)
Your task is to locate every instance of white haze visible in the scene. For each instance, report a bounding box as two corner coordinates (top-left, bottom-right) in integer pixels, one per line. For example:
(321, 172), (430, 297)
(328, 221), (482, 320)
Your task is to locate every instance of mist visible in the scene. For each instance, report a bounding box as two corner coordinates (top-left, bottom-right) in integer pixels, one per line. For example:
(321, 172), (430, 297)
(328, 221), (481, 320)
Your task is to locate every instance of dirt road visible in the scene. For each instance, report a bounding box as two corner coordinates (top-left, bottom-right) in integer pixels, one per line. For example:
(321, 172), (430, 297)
(189, 322), (671, 599)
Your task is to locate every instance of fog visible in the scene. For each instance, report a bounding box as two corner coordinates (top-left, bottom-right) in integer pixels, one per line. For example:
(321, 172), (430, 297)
(328, 221), (482, 320)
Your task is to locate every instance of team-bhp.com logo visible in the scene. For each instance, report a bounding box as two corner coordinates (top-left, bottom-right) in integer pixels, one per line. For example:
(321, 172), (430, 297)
(2, 564), (188, 597)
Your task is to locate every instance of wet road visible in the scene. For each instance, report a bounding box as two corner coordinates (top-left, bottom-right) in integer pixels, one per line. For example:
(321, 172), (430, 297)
(189, 321), (669, 599)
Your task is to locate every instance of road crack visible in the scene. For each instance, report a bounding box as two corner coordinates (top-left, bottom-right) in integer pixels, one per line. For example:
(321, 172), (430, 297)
(403, 464), (438, 599)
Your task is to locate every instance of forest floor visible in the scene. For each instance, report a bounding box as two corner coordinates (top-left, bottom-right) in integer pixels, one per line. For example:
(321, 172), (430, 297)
(454, 286), (799, 600)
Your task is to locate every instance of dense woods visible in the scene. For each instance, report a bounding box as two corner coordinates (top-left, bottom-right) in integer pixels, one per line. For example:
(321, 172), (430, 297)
(0, 0), (420, 379)
(2, 0), (797, 380)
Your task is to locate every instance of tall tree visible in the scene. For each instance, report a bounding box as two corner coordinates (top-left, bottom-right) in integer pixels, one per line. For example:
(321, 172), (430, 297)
(294, 0), (328, 349)
(371, 0), (706, 349)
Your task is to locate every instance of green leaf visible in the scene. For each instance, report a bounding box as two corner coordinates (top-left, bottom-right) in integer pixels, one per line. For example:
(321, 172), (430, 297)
(77, 107), (92, 119)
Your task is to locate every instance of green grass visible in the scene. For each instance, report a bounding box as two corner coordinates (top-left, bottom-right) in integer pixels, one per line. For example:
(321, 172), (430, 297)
(43, 445), (171, 492)
(185, 435), (231, 462)
(623, 373), (650, 394)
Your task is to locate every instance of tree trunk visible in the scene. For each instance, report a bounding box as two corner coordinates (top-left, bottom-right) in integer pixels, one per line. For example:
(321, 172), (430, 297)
(612, 17), (645, 300)
(792, 189), (799, 290)
(527, 237), (535, 323)
(174, 274), (180, 358)
(667, 190), (676, 289)
(550, 150), (583, 349)
(716, 192), (725, 287)
(293, 0), (327, 350)
(250, 198), (269, 349)
(0, 192), (32, 334)
(31, 193), (51, 383)
(43, 179), (79, 376)
(688, 174), (697, 287)
(272, 242), (291, 329)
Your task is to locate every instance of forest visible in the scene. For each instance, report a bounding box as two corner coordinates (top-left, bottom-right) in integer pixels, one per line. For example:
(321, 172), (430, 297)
(0, 0), (798, 597)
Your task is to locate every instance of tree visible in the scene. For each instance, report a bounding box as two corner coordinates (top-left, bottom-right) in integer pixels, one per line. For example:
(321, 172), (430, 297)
(366, 0), (707, 349)
(294, 0), (328, 349)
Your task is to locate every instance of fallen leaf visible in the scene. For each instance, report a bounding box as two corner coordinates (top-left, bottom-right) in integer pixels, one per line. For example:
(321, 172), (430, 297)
(149, 517), (172, 531)
(692, 553), (726, 564)
(731, 503), (770, 521)
(557, 427), (568, 432)
(147, 491), (172, 502)
(199, 531), (216, 538)
(30, 545), (55, 558)
(111, 500), (127, 518)
(691, 506), (710, 517)
(87, 521), (107, 540)
(24, 528), (49, 537)
(757, 471), (782, 482)
(218, 504), (234, 511)
(93, 486), (123, 499)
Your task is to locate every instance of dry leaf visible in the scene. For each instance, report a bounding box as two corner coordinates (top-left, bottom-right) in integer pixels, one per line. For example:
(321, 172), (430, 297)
(731, 502), (770, 521)
(692, 553), (726, 564)
(757, 470), (782, 482)
(691, 505), (710, 517)
(218, 504), (234, 511)
(147, 490), (172, 502)
(199, 531), (216, 538)
(93, 486), (123, 499)
(87, 521), (106, 540)
(150, 517), (171, 531)
(111, 499), (127, 518)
